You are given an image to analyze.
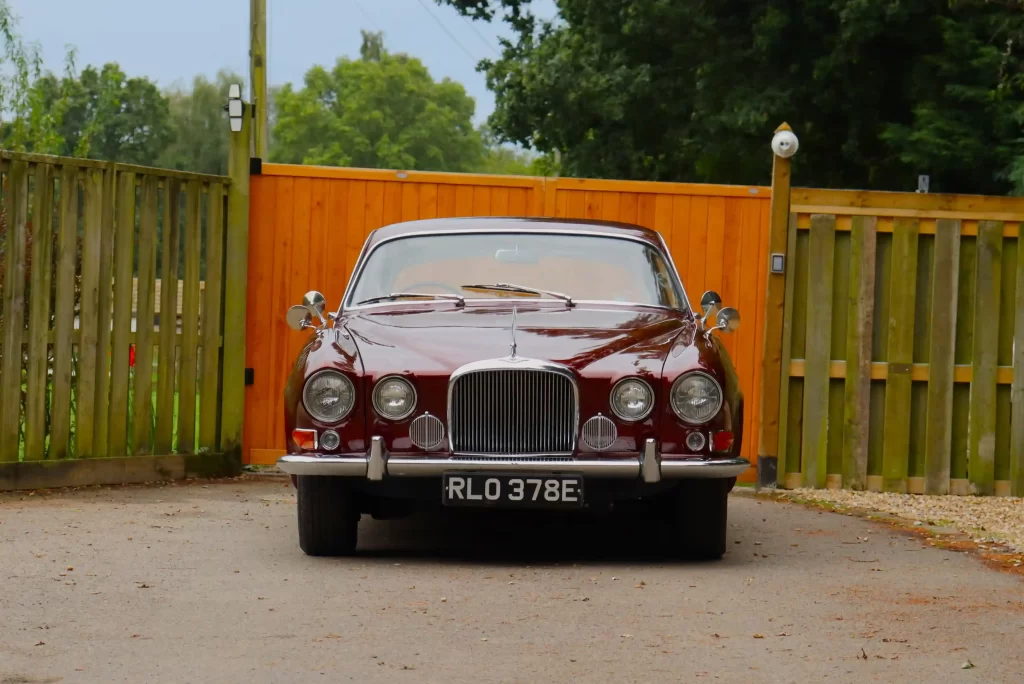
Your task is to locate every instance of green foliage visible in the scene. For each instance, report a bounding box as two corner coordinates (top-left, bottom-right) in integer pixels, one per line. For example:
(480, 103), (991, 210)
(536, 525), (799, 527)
(30, 63), (173, 164)
(271, 31), (486, 172)
(158, 70), (245, 176)
(440, 0), (1024, 194)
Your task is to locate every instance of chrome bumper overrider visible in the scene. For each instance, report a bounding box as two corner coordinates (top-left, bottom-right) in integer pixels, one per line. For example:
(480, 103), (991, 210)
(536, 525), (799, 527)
(277, 437), (750, 482)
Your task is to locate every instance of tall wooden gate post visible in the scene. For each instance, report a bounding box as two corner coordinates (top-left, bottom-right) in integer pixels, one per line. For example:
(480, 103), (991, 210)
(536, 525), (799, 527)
(220, 89), (252, 462)
(758, 123), (799, 489)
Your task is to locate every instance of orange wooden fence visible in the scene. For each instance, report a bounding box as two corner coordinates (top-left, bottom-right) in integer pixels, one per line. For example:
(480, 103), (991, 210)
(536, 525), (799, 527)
(245, 164), (771, 478)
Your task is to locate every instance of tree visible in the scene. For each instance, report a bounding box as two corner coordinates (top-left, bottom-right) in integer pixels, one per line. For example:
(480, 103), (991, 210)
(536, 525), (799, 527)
(271, 30), (486, 172)
(29, 63), (173, 164)
(439, 0), (1024, 194)
(158, 70), (245, 176)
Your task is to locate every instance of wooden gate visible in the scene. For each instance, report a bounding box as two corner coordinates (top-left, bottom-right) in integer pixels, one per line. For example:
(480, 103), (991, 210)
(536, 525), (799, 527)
(776, 188), (1024, 495)
(244, 163), (772, 478)
(0, 151), (247, 490)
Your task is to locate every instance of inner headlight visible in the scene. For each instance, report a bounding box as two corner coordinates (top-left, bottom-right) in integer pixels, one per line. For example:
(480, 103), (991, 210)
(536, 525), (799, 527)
(302, 370), (356, 423)
(373, 376), (417, 420)
(610, 378), (654, 422)
(671, 372), (723, 424)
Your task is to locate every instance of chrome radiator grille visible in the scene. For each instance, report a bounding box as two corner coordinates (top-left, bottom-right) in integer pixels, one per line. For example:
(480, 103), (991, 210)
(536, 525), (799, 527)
(449, 369), (577, 454)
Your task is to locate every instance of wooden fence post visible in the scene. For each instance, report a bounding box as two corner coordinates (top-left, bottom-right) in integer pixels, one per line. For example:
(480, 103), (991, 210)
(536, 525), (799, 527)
(220, 96), (252, 462)
(250, 0), (269, 160)
(759, 123), (797, 488)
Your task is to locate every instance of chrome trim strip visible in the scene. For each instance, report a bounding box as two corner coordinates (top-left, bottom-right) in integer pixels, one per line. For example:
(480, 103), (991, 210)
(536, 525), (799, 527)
(660, 457), (750, 479)
(446, 355), (580, 455)
(386, 457), (640, 478)
(338, 228), (693, 315)
(641, 438), (661, 483)
(366, 436), (387, 481)
(277, 455), (368, 477)
(277, 453), (750, 479)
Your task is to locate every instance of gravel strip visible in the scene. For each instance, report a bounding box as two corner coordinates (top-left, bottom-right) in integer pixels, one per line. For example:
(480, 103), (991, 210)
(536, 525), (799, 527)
(783, 488), (1024, 553)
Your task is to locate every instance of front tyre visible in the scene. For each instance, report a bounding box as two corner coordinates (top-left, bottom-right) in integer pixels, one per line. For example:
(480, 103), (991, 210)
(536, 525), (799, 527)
(296, 476), (359, 556)
(671, 479), (730, 560)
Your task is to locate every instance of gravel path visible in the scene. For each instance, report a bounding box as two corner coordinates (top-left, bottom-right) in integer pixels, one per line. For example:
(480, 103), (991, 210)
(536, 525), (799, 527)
(784, 488), (1024, 553)
(2, 478), (1024, 683)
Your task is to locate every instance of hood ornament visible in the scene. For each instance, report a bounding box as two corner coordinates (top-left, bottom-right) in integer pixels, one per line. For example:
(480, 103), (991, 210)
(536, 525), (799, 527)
(509, 306), (518, 359)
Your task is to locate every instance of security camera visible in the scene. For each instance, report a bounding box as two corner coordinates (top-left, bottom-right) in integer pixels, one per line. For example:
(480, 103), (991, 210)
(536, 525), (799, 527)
(771, 130), (799, 158)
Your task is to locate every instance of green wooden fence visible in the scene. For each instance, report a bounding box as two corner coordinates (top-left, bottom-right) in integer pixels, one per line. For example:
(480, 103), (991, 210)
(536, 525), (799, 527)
(0, 151), (247, 490)
(776, 188), (1024, 496)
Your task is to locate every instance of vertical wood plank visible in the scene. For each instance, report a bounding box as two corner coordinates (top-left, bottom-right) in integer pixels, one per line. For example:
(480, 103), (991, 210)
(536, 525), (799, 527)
(924, 219), (960, 493)
(74, 168), (105, 457)
(199, 184), (225, 450)
(776, 215), (799, 485)
(344, 181), (365, 279)
(881, 218), (920, 492)
(0, 160), (28, 460)
(107, 171), (136, 457)
(176, 182), (202, 453)
(686, 196), (710, 298)
(969, 220), (1002, 494)
(401, 183), (420, 221)
(133, 177), (159, 454)
(437, 185), (456, 217)
(24, 163), (55, 460)
(49, 167), (78, 460)
(472, 186), (491, 216)
(155, 180), (181, 454)
(1012, 224), (1024, 494)
(419, 183), (438, 219)
(801, 214), (836, 488)
(842, 216), (876, 490)
(454, 186), (473, 216)
(92, 164), (116, 456)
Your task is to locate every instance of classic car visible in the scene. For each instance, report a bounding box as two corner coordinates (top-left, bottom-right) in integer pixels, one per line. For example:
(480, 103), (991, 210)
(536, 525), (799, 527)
(277, 217), (748, 558)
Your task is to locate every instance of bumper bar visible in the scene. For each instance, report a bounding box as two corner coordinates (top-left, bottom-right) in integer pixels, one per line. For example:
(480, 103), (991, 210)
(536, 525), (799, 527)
(277, 437), (750, 481)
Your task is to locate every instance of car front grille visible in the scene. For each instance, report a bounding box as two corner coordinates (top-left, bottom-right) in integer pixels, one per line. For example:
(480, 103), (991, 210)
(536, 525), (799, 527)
(449, 369), (577, 455)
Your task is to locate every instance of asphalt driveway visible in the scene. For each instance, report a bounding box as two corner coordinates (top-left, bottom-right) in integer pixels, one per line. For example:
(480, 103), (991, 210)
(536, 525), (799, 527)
(2, 477), (1023, 683)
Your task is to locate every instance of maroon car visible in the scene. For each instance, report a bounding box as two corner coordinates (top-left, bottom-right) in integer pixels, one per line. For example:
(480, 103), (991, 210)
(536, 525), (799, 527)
(278, 217), (746, 558)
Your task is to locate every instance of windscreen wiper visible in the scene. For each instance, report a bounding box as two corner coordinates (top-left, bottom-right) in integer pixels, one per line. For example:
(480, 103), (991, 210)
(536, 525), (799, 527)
(355, 292), (465, 307)
(461, 282), (574, 308)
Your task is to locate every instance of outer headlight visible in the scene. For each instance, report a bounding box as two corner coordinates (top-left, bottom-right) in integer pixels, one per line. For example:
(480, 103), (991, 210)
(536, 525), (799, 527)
(373, 376), (417, 420)
(610, 378), (655, 422)
(671, 372), (723, 424)
(302, 370), (356, 423)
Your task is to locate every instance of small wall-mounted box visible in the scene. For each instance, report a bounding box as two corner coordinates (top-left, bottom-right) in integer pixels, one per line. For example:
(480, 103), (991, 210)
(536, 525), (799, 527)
(770, 253), (785, 274)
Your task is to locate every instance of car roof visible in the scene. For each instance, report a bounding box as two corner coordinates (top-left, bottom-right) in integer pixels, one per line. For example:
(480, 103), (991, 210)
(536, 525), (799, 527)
(367, 217), (666, 247)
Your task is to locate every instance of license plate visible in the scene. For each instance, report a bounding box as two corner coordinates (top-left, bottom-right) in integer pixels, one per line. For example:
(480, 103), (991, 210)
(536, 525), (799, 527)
(441, 473), (584, 509)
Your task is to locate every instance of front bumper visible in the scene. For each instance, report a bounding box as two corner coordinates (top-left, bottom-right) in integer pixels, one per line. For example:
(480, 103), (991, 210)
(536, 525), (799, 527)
(277, 437), (750, 483)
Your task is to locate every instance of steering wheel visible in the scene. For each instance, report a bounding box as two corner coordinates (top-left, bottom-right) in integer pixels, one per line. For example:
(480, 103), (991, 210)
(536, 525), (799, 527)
(401, 281), (463, 296)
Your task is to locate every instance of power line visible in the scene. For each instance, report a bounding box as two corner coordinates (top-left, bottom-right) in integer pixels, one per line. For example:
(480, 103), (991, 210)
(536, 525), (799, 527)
(459, 13), (501, 57)
(352, 0), (381, 31)
(413, 0), (480, 63)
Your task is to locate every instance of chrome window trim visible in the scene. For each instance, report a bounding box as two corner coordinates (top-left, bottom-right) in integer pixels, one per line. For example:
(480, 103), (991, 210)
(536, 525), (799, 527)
(446, 355), (580, 455)
(337, 228), (693, 316)
(670, 370), (724, 425)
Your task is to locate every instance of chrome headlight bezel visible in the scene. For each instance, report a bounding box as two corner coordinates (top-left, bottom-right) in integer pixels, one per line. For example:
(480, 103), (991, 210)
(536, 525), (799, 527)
(372, 375), (418, 421)
(609, 377), (655, 422)
(301, 369), (356, 424)
(670, 371), (723, 425)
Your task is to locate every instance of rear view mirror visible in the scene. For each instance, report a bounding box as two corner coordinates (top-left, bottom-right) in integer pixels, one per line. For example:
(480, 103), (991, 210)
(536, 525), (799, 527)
(700, 290), (722, 328)
(302, 290), (329, 327)
(286, 305), (313, 331)
(716, 307), (740, 333)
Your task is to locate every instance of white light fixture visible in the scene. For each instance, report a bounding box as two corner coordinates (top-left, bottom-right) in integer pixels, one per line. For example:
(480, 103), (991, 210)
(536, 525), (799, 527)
(227, 84), (244, 132)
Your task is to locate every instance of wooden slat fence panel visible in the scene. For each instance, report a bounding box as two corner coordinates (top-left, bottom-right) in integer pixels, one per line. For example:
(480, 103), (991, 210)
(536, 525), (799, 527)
(0, 151), (232, 489)
(779, 187), (1024, 495)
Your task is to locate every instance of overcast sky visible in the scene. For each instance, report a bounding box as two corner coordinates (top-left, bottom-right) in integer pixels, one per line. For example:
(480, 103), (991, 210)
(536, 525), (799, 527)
(15, 0), (557, 123)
